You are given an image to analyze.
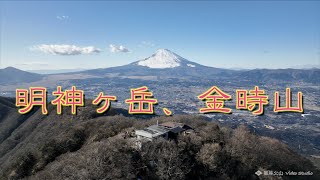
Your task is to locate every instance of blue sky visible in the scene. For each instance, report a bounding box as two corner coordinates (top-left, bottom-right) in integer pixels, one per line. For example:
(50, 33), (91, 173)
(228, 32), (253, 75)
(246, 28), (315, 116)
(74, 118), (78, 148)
(0, 1), (319, 70)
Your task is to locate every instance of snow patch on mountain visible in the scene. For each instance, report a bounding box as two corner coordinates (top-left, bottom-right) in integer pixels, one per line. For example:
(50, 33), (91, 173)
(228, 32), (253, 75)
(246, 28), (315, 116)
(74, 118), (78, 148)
(137, 49), (182, 68)
(187, 64), (196, 67)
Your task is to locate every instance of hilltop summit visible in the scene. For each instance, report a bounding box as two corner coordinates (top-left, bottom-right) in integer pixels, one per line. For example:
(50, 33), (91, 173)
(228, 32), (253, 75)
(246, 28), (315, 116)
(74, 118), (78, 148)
(135, 49), (197, 69)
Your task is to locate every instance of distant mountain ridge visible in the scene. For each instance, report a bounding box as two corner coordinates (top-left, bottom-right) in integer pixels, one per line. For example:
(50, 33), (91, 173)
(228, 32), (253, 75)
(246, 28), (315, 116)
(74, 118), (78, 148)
(0, 49), (319, 84)
(0, 67), (43, 85)
(238, 68), (320, 83)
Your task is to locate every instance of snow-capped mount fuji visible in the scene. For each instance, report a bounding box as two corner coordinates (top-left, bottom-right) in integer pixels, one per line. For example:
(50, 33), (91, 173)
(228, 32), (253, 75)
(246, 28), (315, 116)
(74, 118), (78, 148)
(82, 48), (235, 79)
(133, 49), (198, 69)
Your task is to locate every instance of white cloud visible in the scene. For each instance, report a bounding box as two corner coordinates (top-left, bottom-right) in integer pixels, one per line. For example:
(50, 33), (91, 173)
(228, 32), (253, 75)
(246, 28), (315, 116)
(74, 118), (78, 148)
(56, 15), (69, 20)
(31, 44), (101, 55)
(109, 44), (130, 53)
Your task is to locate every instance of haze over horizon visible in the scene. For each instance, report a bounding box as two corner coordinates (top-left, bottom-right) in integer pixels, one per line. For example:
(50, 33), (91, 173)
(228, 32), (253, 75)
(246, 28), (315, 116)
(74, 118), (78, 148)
(0, 1), (319, 70)
(1, 48), (319, 74)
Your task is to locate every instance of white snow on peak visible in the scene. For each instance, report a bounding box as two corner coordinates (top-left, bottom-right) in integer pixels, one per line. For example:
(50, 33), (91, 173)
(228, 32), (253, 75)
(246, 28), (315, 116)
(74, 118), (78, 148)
(187, 64), (196, 68)
(137, 49), (182, 68)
